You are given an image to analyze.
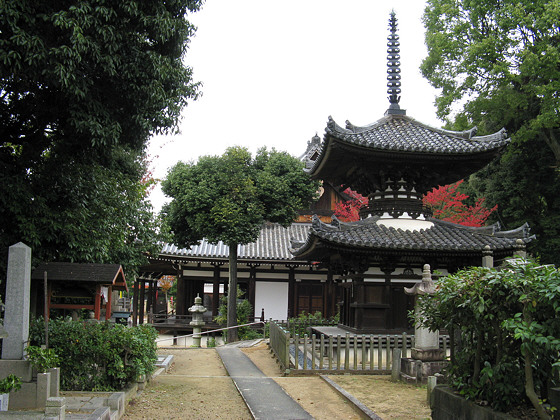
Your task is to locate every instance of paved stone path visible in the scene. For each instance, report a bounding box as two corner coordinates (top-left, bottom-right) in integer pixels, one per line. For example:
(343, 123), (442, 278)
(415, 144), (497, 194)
(217, 346), (313, 420)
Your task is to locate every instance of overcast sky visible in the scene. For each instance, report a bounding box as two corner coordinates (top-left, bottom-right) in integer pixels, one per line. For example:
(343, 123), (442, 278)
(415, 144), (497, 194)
(148, 0), (440, 212)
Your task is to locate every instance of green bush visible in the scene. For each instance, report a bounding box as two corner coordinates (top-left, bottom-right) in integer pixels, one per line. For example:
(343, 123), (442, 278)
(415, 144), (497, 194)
(416, 259), (560, 416)
(26, 346), (60, 373)
(215, 287), (262, 341)
(0, 375), (21, 394)
(29, 318), (157, 391)
(287, 311), (339, 337)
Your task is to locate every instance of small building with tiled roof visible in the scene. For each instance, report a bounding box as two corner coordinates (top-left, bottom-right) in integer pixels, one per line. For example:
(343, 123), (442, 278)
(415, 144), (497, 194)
(30, 262), (128, 321)
(137, 223), (336, 325)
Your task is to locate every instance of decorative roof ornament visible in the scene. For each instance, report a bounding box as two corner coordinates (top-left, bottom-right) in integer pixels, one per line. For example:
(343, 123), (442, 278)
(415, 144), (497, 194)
(386, 11), (406, 115)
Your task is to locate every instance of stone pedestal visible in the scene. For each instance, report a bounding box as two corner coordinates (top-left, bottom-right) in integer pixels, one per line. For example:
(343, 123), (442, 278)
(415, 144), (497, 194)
(401, 357), (446, 384)
(411, 347), (444, 362)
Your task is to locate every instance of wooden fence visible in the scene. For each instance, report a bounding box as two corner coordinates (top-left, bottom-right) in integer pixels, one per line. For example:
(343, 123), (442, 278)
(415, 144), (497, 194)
(269, 321), (449, 373)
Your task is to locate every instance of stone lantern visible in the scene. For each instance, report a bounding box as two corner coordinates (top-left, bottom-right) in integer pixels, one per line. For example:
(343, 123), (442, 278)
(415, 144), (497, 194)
(401, 264), (445, 382)
(188, 295), (207, 348)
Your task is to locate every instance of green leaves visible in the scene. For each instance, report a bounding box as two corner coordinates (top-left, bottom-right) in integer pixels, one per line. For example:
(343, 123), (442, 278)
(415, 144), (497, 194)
(162, 146), (318, 247)
(418, 258), (560, 411)
(29, 318), (157, 391)
(1, 0), (200, 279)
(423, 0), (560, 161)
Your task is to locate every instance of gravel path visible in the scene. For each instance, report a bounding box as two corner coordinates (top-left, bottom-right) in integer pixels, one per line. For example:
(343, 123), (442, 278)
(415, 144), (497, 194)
(122, 342), (431, 419)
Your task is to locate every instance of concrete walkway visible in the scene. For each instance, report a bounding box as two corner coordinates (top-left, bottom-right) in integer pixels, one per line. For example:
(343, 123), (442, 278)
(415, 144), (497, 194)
(217, 346), (313, 420)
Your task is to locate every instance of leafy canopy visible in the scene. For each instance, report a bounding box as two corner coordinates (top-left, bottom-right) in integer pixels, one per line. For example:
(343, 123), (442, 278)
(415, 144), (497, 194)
(422, 0), (560, 266)
(422, 0), (560, 161)
(0, 0), (202, 277)
(162, 146), (319, 247)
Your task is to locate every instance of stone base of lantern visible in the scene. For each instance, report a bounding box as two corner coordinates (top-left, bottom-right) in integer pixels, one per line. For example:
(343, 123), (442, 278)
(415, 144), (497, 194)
(411, 347), (444, 361)
(400, 356), (447, 385)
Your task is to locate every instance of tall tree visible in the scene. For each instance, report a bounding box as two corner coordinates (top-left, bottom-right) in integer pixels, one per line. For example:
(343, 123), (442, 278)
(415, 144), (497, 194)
(421, 0), (560, 162)
(162, 147), (319, 342)
(421, 0), (560, 264)
(0, 1), (202, 277)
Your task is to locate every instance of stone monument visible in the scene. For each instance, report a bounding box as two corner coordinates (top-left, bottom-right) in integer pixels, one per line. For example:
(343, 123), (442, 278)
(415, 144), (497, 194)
(2, 242), (31, 360)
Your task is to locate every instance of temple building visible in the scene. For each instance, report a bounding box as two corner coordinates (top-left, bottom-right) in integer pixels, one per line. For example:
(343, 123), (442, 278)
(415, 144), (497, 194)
(289, 12), (533, 333)
(134, 12), (533, 333)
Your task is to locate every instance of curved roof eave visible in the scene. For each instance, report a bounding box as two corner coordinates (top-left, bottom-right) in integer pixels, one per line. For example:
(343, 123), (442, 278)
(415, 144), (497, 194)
(289, 215), (534, 259)
(305, 114), (509, 178)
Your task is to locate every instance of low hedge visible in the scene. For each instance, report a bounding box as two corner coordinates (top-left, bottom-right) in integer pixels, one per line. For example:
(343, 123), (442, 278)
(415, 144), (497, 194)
(30, 318), (157, 391)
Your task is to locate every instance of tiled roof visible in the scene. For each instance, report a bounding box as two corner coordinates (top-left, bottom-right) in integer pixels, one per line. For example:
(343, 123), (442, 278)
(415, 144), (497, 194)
(160, 223), (311, 261)
(330, 115), (508, 154)
(306, 114), (509, 175)
(31, 262), (125, 284)
(290, 215), (534, 257)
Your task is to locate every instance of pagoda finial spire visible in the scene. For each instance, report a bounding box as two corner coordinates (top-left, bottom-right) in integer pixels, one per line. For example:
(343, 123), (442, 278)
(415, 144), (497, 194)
(385, 10), (406, 115)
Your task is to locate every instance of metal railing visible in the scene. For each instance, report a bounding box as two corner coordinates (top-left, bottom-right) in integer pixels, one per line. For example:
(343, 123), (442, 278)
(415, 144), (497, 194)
(155, 321), (266, 346)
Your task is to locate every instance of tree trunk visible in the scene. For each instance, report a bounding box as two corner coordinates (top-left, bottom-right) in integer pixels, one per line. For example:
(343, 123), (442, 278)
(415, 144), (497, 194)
(227, 243), (239, 343)
(523, 308), (551, 419)
(540, 130), (560, 167)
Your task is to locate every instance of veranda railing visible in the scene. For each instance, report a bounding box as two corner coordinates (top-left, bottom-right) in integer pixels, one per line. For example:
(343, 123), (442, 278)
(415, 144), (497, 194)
(269, 320), (449, 373)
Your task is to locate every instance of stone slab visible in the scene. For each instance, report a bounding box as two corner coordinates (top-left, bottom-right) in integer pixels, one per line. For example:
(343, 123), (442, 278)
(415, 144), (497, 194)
(2, 243), (31, 360)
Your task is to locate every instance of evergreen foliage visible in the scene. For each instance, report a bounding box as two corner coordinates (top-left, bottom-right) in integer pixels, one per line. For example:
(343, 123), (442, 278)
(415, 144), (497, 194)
(0, 0), (202, 278)
(29, 319), (157, 391)
(214, 287), (261, 341)
(416, 259), (560, 417)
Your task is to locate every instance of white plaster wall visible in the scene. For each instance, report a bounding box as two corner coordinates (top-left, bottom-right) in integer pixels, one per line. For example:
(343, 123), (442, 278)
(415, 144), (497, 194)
(255, 282), (288, 321)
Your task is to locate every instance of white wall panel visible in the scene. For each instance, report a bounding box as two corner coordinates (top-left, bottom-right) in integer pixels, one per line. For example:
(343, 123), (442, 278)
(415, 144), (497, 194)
(254, 281), (288, 321)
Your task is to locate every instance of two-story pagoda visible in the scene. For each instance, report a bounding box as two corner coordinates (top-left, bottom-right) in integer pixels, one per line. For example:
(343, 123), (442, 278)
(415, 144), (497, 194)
(290, 12), (534, 333)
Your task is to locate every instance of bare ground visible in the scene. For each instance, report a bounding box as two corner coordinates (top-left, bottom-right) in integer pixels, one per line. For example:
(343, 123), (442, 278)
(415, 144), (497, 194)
(122, 342), (431, 419)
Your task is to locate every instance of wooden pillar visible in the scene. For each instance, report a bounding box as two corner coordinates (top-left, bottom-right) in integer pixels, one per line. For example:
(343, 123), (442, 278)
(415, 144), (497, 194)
(212, 264), (221, 317)
(381, 262), (396, 330)
(151, 280), (158, 318)
(326, 268), (335, 319)
(139, 279), (145, 324)
(288, 266), (295, 319)
(132, 280), (139, 326)
(248, 265), (256, 320)
(147, 280), (154, 322)
(353, 274), (365, 329)
(176, 271), (186, 317)
(94, 284), (101, 320)
(105, 286), (112, 321)
(46, 283), (52, 321)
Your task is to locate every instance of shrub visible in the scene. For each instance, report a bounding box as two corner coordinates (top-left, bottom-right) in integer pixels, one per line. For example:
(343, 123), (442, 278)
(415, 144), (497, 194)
(416, 258), (560, 416)
(29, 318), (157, 391)
(287, 311), (339, 337)
(0, 375), (21, 394)
(26, 346), (60, 373)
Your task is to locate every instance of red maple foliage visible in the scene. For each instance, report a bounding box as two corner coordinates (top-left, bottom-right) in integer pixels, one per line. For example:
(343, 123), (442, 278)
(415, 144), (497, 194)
(334, 181), (496, 227)
(422, 180), (497, 227)
(334, 187), (369, 222)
